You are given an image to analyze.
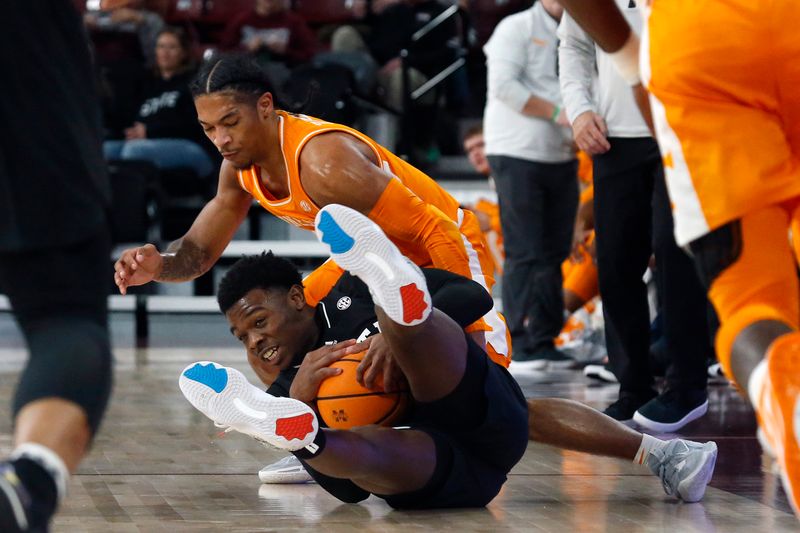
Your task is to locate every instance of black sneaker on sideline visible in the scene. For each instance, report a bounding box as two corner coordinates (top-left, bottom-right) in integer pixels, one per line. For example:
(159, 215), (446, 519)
(0, 462), (38, 533)
(633, 389), (709, 432)
(603, 391), (656, 422)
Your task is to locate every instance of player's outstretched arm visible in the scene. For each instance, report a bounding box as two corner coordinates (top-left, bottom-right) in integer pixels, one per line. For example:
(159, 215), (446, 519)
(113, 161), (252, 293)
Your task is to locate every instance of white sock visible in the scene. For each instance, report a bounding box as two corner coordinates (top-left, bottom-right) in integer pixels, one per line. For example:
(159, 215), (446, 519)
(633, 433), (668, 466)
(10, 443), (69, 502)
(747, 359), (769, 410)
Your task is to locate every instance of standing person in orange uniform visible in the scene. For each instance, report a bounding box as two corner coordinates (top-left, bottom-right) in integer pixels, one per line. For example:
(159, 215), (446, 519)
(557, 0), (800, 517)
(113, 53), (510, 374)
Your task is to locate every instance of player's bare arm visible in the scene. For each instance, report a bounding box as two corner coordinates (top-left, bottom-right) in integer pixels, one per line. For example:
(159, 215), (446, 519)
(297, 131), (390, 214)
(159, 160), (252, 280)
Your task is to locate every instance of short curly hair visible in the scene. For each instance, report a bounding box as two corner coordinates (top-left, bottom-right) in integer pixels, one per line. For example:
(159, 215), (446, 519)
(217, 252), (303, 313)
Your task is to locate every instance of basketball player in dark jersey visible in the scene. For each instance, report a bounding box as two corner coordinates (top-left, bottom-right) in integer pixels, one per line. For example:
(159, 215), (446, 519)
(180, 205), (717, 509)
(0, 2), (113, 531)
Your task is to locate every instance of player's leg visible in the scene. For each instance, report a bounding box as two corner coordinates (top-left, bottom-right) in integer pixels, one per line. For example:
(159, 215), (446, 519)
(528, 398), (716, 502)
(314, 203), (473, 402)
(644, 0), (800, 513)
(688, 205), (800, 509)
(0, 230), (113, 532)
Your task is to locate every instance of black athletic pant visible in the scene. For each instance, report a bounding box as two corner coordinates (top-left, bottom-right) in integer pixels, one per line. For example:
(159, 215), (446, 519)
(488, 155), (579, 355)
(593, 138), (711, 397)
(0, 229), (113, 434)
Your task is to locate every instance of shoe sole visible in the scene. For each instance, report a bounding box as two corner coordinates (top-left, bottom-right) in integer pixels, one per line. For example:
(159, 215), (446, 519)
(315, 205), (431, 326)
(766, 341), (800, 516)
(677, 441), (718, 503)
(508, 359), (548, 373)
(583, 365), (618, 383)
(259, 467), (314, 484)
(179, 362), (318, 450)
(633, 400), (709, 433)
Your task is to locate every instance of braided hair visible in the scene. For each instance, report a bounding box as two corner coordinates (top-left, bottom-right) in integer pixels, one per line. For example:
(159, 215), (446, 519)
(190, 53), (278, 105)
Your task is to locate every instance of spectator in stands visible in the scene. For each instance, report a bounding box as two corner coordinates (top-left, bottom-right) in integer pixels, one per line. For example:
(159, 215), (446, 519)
(103, 27), (215, 178)
(330, 0), (458, 111)
(220, 0), (319, 67)
(84, 0), (165, 67)
(483, 0), (578, 371)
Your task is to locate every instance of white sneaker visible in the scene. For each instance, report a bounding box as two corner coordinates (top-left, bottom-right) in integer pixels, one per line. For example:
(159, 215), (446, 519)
(259, 455), (315, 484)
(646, 439), (718, 503)
(315, 204), (431, 327)
(179, 361), (319, 453)
(583, 363), (618, 383)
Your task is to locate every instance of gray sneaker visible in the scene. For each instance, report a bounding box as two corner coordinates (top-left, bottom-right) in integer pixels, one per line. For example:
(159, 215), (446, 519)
(646, 439), (718, 502)
(259, 455), (315, 484)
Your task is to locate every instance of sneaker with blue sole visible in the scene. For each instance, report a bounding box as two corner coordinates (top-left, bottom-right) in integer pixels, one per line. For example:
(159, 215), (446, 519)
(315, 204), (431, 327)
(179, 362), (319, 453)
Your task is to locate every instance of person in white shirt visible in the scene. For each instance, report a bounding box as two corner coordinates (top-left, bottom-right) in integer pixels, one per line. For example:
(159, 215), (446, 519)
(482, 0), (578, 371)
(558, 0), (712, 431)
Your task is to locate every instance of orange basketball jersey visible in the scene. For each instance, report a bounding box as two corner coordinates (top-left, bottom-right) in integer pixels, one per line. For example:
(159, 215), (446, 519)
(234, 111), (510, 364)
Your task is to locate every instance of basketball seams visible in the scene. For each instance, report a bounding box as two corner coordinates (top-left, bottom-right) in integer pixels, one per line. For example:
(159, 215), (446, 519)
(317, 390), (406, 401)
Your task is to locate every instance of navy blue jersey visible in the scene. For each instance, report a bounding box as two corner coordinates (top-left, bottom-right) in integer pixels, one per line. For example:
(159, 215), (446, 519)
(266, 268), (492, 397)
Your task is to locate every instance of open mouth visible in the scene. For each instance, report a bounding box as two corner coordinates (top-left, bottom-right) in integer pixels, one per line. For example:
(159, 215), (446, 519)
(259, 346), (278, 362)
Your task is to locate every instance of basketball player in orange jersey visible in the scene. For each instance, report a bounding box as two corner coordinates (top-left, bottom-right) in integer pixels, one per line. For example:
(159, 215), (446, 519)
(556, 0), (800, 517)
(113, 53), (510, 372)
(179, 204), (717, 508)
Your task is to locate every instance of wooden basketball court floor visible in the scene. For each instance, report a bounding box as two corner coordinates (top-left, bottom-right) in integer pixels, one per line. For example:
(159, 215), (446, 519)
(0, 312), (798, 532)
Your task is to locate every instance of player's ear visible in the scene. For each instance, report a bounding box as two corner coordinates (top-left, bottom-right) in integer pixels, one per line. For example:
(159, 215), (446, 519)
(257, 91), (274, 118)
(288, 284), (306, 309)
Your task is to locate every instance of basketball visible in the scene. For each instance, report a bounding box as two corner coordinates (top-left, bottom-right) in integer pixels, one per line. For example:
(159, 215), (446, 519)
(316, 351), (410, 430)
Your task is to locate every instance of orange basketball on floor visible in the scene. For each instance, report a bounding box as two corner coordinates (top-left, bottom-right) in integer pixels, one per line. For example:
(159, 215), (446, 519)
(316, 350), (409, 430)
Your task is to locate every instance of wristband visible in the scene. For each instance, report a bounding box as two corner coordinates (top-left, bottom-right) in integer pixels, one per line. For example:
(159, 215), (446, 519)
(608, 32), (641, 86)
(551, 105), (561, 122)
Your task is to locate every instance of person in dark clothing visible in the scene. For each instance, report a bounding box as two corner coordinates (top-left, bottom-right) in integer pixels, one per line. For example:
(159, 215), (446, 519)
(103, 26), (215, 177)
(330, 0), (459, 110)
(179, 205), (717, 510)
(0, 2), (114, 531)
(219, 0), (319, 66)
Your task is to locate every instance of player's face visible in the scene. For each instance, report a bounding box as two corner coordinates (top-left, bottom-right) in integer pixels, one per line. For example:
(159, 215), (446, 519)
(226, 287), (315, 373)
(195, 93), (265, 169)
(463, 133), (490, 176)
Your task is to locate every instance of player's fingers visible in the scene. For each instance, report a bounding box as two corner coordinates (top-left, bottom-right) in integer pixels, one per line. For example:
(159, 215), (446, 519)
(383, 363), (395, 392)
(343, 338), (371, 355)
(136, 243), (158, 261)
(364, 359), (382, 390)
(356, 349), (374, 385)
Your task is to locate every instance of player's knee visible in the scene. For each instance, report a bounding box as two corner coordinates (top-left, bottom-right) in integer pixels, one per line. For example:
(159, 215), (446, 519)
(15, 318), (112, 435)
(715, 304), (794, 387)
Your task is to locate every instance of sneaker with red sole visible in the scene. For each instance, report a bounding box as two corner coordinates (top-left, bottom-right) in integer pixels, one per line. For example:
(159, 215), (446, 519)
(314, 204), (431, 327)
(179, 361), (319, 453)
